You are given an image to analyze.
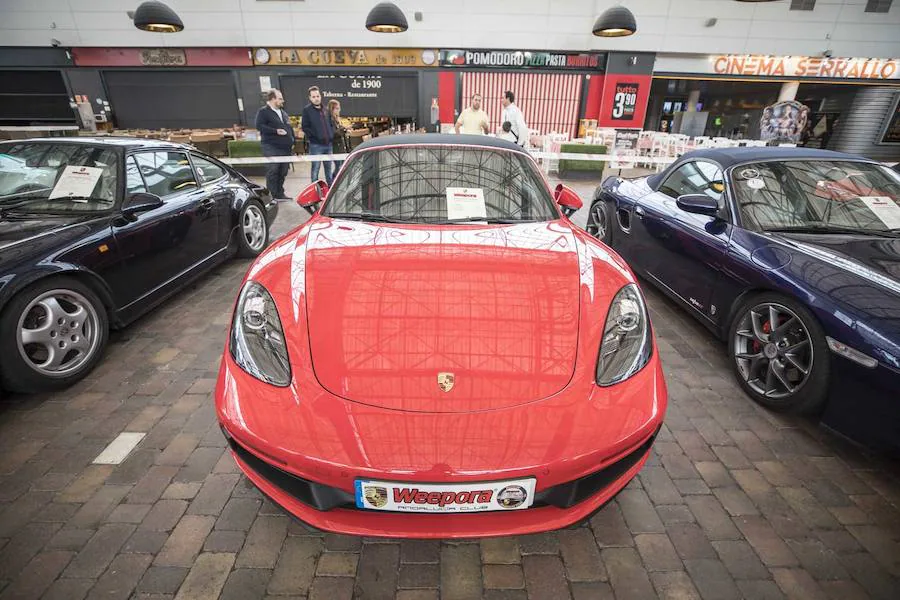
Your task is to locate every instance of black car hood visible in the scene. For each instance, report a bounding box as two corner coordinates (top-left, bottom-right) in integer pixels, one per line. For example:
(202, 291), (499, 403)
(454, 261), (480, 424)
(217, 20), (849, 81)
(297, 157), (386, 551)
(0, 213), (102, 269)
(776, 233), (900, 293)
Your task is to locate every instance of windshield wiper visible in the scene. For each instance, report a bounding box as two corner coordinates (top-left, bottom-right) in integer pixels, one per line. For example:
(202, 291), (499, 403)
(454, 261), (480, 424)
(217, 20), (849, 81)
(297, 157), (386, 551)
(766, 225), (899, 238)
(0, 196), (96, 217)
(431, 217), (540, 224)
(325, 212), (412, 223)
(0, 189), (51, 204)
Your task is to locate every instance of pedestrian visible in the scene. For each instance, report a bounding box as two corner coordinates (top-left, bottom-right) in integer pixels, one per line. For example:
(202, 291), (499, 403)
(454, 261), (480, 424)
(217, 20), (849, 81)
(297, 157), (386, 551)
(455, 93), (489, 135)
(301, 86), (334, 185)
(254, 88), (295, 199)
(501, 90), (529, 147)
(328, 99), (349, 176)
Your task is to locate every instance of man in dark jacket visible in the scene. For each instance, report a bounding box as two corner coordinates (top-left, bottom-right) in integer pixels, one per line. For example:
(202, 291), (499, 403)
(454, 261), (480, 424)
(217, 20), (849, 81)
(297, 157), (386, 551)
(300, 86), (334, 185)
(255, 89), (295, 199)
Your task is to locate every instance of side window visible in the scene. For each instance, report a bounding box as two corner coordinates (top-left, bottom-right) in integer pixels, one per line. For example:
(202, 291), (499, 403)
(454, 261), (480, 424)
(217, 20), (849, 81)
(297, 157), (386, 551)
(659, 161), (725, 203)
(133, 151), (198, 197)
(191, 154), (226, 184)
(125, 156), (146, 195)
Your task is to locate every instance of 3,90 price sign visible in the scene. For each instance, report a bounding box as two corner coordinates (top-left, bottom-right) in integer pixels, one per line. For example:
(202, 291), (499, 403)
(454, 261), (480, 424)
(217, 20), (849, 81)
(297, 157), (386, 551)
(611, 82), (640, 121)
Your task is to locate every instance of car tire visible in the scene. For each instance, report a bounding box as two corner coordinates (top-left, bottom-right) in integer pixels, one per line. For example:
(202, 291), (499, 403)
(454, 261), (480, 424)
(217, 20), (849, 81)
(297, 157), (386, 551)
(237, 200), (270, 258)
(727, 292), (829, 415)
(585, 199), (613, 245)
(0, 277), (109, 394)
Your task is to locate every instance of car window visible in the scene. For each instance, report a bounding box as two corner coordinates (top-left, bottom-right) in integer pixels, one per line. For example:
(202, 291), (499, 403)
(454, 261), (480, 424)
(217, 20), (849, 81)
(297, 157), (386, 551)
(125, 156), (146, 195)
(732, 160), (900, 233)
(191, 154), (226, 184)
(133, 151), (198, 197)
(659, 161), (725, 203)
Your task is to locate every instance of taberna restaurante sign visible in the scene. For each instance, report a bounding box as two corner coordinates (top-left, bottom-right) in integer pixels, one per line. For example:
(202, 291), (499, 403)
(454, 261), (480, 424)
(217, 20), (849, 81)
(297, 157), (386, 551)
(440, 49), (605, 70)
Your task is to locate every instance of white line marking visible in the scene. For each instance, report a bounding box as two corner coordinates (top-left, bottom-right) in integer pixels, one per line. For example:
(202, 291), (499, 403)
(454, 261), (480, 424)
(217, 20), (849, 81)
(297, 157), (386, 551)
(92, 432), (146, 465)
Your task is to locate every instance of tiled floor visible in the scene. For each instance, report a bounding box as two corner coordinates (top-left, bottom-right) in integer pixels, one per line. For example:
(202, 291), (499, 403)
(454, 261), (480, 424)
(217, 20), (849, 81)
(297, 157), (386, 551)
(0, 172), (898, 599)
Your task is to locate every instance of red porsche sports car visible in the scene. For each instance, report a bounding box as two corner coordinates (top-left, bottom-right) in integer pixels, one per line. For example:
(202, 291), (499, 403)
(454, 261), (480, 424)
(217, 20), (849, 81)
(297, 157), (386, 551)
(215, 134), (667, 538)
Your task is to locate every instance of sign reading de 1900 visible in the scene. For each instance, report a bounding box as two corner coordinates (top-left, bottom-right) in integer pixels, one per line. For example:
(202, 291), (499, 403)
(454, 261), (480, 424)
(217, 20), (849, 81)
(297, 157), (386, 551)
(282, 74), (419, 118)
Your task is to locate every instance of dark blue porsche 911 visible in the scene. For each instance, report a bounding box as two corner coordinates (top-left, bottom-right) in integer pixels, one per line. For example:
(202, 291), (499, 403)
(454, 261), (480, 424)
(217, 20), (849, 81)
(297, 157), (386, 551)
(587, 147), (900, 453)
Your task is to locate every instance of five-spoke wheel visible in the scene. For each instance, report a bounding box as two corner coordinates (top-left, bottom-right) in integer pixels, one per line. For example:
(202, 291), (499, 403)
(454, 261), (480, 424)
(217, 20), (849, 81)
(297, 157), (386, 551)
(238, 200), (270, 257)
(586, 200), (612, 244)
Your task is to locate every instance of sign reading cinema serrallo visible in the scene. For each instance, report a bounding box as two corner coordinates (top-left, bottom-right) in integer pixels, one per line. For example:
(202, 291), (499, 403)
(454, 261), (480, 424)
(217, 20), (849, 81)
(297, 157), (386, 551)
(657, 54), (900, 80)
(440, 49), (605, 70)
(253, 48), (438, 68)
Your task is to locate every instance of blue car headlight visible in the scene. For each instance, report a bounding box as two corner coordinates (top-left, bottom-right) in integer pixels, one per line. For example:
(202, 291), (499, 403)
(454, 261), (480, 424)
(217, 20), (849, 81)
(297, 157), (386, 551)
(230, 281), (291, 386)
(596, 283), (653, 386)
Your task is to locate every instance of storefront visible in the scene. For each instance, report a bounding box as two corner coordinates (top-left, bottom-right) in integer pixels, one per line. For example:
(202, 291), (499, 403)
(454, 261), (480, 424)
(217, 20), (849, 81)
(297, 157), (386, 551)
(0, 48), (75, 127)
(648, 53), (900, 154)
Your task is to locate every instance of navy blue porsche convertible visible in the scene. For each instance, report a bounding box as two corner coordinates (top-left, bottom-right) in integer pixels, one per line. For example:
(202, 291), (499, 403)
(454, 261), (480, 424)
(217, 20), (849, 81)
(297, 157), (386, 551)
(588, 148), (900, 452)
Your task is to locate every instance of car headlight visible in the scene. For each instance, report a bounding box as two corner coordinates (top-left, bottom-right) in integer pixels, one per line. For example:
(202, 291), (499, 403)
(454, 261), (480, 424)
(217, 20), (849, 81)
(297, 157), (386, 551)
(230, 281), (291, 386)
(596, 283), (653, 386)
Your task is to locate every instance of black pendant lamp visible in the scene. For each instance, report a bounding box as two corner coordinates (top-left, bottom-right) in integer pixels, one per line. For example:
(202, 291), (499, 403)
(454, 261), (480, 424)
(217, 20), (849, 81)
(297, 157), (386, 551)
(366, 2), (408, 33)
(133, 1), (184, 33)
(593, 5), (637, 37)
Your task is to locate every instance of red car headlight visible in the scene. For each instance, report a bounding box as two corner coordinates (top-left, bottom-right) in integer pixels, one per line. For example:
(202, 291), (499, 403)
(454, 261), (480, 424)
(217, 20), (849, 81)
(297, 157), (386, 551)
(230, 281), (292, 387)
(596, 283), (653, 386)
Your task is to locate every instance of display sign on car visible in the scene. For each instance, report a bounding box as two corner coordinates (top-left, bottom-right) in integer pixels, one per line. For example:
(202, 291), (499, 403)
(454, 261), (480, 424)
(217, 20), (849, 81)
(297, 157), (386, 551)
(440, 49), (605, 71)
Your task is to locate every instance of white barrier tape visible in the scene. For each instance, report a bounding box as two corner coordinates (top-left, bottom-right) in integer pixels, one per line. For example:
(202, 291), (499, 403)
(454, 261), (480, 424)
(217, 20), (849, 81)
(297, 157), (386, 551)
(220, 152), (675, 166)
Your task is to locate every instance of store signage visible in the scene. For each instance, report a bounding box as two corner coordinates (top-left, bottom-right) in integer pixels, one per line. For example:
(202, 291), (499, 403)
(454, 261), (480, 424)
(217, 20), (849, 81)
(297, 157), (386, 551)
(440, 49), (604, 70)
(283, 74), (418, 117)
(657, 54), (900, 80)
(881, 95), (900, 144)
(138, 48), (186, 67)
(611, 82), (640, 120)
(611, 129), (640, 169)
(253, 48), (438, 67)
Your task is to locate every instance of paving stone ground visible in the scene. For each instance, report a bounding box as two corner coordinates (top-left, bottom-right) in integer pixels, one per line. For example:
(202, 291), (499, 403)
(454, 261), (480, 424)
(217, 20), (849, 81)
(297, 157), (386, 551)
(1, 172), (899, 599)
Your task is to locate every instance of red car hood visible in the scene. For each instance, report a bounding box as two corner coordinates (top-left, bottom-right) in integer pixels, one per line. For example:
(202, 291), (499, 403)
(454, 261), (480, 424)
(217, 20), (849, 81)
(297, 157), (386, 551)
(302, 219), (581, 413)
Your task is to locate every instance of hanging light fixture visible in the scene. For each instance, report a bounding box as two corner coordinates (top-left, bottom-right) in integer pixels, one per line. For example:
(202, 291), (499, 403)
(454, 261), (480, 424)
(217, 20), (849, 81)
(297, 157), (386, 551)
(592, 5), (637, 37)
(133, 1), (184, 33)
(366, 2), (409, 33)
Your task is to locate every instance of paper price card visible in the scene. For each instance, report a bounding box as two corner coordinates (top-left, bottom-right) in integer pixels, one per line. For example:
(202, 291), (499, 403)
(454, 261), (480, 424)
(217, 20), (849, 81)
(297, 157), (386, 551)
(859, 196), (900, 229)
(446, 187), (487, 220)
(49, 166), (103, 201)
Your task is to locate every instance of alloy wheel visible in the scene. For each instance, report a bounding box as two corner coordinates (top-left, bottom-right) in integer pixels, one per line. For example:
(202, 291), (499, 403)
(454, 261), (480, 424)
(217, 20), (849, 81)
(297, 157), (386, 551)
(16, 289), (102, 377)
(586, 203), (607, 241)
(242, 204), (266, 251)
(733, 302), (813, 400)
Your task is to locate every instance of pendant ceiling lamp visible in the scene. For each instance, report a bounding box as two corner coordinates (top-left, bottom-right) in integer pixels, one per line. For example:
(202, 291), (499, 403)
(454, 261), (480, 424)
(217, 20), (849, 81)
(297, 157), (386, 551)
(592, 5), (637, 37)
(366, 2), (409, 33)
(133, 1), (184, 33)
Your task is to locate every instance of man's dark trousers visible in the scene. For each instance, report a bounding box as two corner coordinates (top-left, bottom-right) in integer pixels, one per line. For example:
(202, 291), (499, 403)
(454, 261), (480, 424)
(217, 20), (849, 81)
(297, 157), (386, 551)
(262, 143), (290, 199)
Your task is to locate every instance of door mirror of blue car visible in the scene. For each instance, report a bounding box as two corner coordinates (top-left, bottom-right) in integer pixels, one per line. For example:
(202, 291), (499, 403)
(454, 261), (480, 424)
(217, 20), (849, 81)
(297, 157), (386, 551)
(123, 192), (164, 216)
(676, 194), (720, 217)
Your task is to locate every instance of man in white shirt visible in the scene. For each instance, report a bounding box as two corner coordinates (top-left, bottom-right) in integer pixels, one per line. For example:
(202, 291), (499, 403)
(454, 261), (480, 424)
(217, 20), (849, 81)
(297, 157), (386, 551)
(501, 90), (529, 147)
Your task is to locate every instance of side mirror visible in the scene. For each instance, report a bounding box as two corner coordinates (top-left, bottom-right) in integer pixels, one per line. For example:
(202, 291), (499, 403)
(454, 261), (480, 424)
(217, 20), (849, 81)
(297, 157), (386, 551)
(554, 184), (583, 218)
(122, 192), (163, 215)
(297, 179), (329, 215)
(676, 194), (720, 217)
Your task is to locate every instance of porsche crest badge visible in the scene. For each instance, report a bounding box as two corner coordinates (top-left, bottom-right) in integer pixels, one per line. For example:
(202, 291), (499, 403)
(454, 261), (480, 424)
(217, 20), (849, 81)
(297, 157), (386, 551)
(437, 372), (455, 393)
(364, 486), (388, 508)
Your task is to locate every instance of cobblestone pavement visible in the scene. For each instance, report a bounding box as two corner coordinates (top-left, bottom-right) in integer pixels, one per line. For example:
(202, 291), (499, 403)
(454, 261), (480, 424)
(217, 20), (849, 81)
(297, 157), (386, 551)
(1, 175), (899, 600)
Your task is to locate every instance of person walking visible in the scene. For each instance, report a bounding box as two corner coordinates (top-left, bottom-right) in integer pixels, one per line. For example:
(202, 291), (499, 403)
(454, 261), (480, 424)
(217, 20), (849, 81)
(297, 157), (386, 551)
(501, 90), (529, 147)
(455, 93), (489, 135)
(301, 86), (334, 185)
(328, 99), (350, 177)
(255, 89), (295, 199)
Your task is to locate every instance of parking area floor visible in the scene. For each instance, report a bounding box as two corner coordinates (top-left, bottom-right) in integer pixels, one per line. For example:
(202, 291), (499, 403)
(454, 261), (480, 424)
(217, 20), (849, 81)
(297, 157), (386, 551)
(0, 173), (899, 600)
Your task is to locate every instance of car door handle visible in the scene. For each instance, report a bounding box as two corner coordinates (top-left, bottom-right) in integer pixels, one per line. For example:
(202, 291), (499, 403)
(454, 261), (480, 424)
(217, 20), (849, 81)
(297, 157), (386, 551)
(634, 206), (645, 219)
(200, 199), (216, 209)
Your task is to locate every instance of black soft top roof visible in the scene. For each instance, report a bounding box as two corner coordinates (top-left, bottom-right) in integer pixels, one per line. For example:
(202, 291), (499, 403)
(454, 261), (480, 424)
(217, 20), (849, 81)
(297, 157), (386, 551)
(353, 133), (527, 154)
(679, 146), (866, 168)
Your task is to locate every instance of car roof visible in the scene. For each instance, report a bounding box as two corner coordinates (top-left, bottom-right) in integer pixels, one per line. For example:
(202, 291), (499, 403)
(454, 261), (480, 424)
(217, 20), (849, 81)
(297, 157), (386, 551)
(682, 146), (868, 167)
(354, 133), (527, 154)
(0, 137), (191, 151)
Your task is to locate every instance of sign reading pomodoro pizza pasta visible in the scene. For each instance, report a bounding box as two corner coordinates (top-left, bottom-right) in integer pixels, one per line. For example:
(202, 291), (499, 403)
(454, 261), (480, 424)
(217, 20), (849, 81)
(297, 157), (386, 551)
(712, 55), (899, 80)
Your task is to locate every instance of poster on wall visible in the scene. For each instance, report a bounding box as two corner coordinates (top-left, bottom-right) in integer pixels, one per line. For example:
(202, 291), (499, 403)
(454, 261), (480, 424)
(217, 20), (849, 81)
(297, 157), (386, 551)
(880, 95), (900, 144)
(611, 82), (640, 121)
(760, 100), (810, 143)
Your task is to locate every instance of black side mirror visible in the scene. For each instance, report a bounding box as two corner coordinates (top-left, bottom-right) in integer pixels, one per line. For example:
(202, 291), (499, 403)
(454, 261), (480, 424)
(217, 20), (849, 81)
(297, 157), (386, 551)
(123, 192), (163, 216)
(676, 194), (720, 217)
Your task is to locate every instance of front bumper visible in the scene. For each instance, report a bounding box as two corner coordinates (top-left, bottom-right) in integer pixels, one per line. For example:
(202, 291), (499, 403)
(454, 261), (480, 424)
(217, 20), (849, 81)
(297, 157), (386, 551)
(216, 351), (667, 538)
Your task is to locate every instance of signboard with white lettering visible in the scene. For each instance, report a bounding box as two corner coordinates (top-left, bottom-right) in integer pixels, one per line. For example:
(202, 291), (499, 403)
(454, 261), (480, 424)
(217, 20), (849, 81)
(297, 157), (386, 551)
(611, 82), (640, 121)
(440, 49), (605, 71)
(281, 74), (418, 117)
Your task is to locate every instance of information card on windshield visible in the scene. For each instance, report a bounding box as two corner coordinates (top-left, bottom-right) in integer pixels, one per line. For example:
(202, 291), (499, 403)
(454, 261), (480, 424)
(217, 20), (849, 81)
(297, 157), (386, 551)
(446, 187), (487, 220)
(859, 196), (900, 229)
(49, 166), (103, 201)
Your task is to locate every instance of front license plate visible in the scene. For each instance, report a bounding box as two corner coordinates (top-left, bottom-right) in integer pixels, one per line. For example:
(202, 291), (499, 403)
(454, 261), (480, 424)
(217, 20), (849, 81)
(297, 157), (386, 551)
(354, 478), (537, 513)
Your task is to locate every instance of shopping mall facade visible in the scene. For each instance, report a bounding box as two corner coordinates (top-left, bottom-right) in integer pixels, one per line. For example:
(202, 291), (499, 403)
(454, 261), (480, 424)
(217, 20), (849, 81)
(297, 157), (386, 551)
(2, 0), (899, 159)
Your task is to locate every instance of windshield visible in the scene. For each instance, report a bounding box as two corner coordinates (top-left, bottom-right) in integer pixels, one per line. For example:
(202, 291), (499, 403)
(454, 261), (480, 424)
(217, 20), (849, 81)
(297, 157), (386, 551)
(0, 142), (119, 212)
(732, 160), (900, 234)
(322, 145), (558, 223)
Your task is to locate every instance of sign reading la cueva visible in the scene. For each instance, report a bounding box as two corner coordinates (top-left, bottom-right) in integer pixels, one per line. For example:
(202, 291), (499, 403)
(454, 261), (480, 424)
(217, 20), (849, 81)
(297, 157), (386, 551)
(253, 48), (438, 67)
(440, 50), (605, 70)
